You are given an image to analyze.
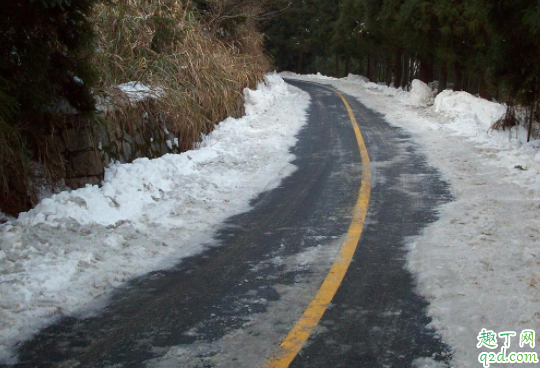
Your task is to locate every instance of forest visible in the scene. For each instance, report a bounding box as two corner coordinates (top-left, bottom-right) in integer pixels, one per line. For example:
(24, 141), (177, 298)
(264, 0), (540, 119)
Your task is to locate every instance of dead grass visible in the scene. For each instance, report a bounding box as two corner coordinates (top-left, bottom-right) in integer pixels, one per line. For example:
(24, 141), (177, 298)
(0, 0), (269, 215)
(490, 105), (520, 132)
(92, 0), (269, 152)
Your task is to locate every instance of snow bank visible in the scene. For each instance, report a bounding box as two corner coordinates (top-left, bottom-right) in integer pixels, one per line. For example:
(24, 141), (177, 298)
(362, 78), (434, 106)
(283, 72), (540, 368)
(343, 73), (369, 84)
(0, 74), (310, 364)
(435, 90), (506, 131)
(282, 72), (433, 106)
(409, 79), (435, 105)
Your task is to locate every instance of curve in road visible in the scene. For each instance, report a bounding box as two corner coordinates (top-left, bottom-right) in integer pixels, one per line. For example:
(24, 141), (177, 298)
(3, 80), (452, 368)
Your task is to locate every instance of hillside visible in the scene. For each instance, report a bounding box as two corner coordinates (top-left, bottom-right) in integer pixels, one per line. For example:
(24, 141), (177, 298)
(0, 0), (268, 216)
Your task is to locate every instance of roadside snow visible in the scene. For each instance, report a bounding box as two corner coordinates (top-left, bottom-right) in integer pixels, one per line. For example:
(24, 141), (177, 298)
(0, 74), (310, 364)
(283, 72), (540, 367)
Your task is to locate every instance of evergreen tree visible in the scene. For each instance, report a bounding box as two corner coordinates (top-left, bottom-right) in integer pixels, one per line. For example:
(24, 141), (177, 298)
(263, 0), (339, 74)
(1, 0), (98, 120)
(0, 0), (99, 213)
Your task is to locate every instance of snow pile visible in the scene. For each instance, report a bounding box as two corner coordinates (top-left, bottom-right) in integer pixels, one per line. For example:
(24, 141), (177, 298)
(0, 74), (310, 364)
(343, 73), (369, 84)
(118, 81), (164, 103)
(284, 72), (338, 81)
(243, 76), (288, 116)
(283, 72), (540, 368)
(435, 90), (506, 131)
(409, 79), (435, 105)
(361, 78), (433, 106)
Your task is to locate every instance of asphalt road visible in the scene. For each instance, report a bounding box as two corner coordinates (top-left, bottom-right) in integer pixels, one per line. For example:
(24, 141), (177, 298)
(4, 80), (452, 368)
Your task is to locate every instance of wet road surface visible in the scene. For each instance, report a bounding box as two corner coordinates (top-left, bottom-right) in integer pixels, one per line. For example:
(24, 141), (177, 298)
(3, 80), (452, 368)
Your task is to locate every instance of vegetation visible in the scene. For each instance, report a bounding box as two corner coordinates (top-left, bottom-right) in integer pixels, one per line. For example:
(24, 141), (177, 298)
(263, 0), (540, 139)
(93, 0), (269, 153)
(1, 0), (99, 214)
(0, 0), (269, 215)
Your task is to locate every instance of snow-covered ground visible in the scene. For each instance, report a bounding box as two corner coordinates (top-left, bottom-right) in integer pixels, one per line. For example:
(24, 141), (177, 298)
(0, 74), (310, 364)
(283, 72), (540, 367)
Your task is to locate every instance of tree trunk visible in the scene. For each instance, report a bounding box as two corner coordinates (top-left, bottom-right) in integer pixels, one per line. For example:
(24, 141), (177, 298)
(384, 54), (392, 86)
(439, 63), (448, 92)
(478, 74), (491, 100)
(419, 55), (434, 84)
(466, 73), (474, 94)
(527, 84), (537, 142)
(371, 51), (379, 83)
(402, 56), (410, 89)
(335, 53), (340, 77)
(344, 57), (350, 76)
(409, 57), (416, 88)
(527, 103), (535, 142)
(454, 63), (464, 91)
(366, 53), (372, 81)
(394, 50), (403, 88)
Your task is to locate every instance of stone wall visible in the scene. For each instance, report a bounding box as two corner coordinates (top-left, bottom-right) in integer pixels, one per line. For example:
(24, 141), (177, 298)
(56, 111), (180, 190)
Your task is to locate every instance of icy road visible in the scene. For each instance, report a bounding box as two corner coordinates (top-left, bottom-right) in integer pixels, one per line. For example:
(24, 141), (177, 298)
(0, 79), (455, 368)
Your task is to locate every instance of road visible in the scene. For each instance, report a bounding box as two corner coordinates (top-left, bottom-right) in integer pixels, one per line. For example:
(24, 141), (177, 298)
(4, 80), (453, 368)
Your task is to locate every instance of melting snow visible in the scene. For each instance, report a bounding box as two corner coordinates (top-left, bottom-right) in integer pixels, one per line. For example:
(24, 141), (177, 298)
(284, 72), (540, 368)
(0, 74), (310, 363)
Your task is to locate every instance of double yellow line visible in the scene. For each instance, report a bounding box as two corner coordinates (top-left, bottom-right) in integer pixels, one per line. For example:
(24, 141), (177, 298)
(267, 87), (372, 368)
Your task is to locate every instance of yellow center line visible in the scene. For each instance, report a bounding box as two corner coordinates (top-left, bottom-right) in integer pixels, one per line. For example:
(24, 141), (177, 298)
(266, 85), (372, 368)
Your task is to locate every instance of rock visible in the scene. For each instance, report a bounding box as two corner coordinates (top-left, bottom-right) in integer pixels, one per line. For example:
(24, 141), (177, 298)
(160, 142), (169, 154)
(110, 140), (120, 155)
(65, 176), (102, 189)
(94, 126), (112, 149)
(44, 134), (67, 153)
(135, 132), (145, 146)
(70, 116), (92, 129)
(102, 152), (111, 166)
(62, 128), (94, 152)
(115, 128), (123, 140)
(124, 133), (135, 145)
(122, 140), (132, 161)
(67, 151), (104, 177)
(143, 129), (153, 144)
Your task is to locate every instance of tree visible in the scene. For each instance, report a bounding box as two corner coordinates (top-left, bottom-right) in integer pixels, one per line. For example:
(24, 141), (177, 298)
(0, 0), (99, 214)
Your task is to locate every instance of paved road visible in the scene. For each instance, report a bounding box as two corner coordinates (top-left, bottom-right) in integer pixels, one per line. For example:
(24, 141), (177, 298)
(4, 80), (452, 368)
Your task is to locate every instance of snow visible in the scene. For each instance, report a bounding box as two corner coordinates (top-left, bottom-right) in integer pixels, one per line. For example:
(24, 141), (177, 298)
(0, 211), (10, 224)
(343, 73), (369, 84)
(117, 81), (164, 103)
(283, 72), (540, 368)
(413, 357), (449, 368)
(0, 74), (310, 364)
(435, 89), (507, 134)
(409, 79), (435, 106)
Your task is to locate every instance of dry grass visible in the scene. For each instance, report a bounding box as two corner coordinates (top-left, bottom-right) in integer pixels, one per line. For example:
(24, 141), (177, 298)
(0, 118), (32, 215)
(92, 0), (269, 152)
(490, 105), (520, 132)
